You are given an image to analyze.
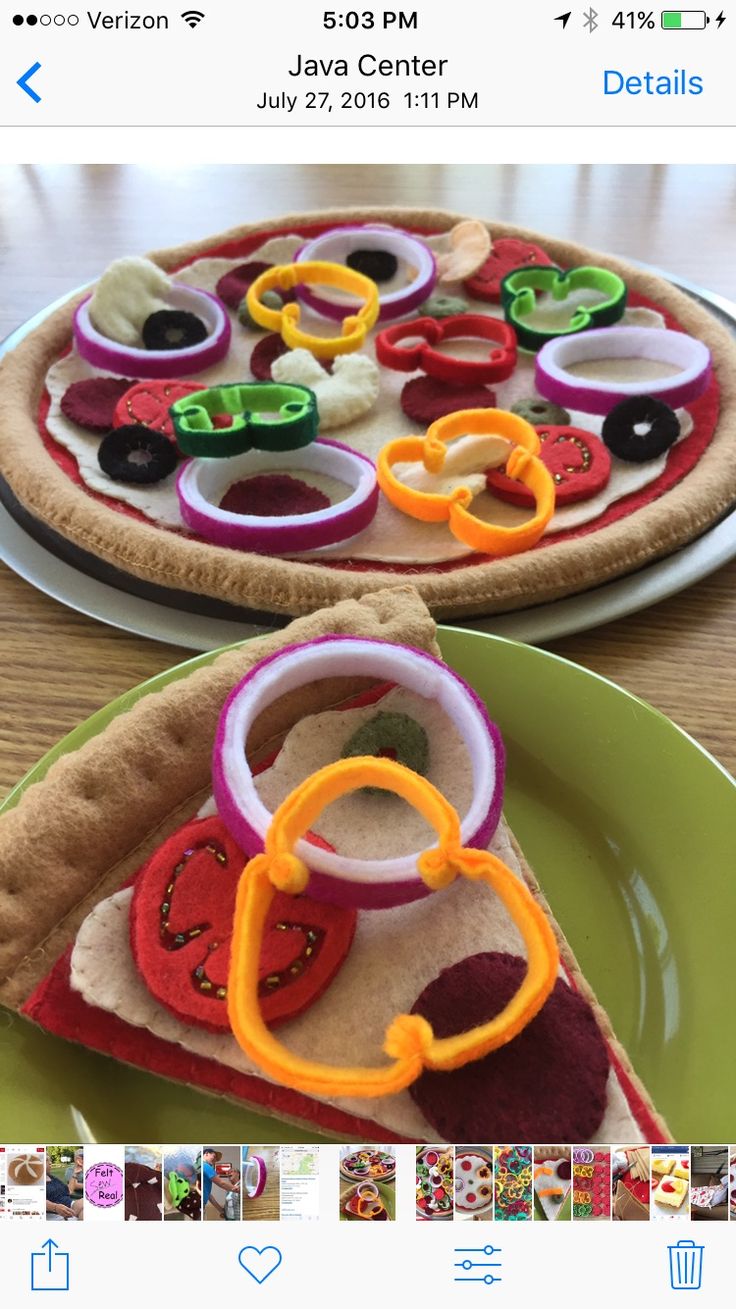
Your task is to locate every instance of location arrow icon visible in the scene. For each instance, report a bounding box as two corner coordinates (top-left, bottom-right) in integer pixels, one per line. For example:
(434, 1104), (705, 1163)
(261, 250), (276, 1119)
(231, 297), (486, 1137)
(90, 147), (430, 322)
(17, 61), (42, 103)
(555, 11), (572, 27)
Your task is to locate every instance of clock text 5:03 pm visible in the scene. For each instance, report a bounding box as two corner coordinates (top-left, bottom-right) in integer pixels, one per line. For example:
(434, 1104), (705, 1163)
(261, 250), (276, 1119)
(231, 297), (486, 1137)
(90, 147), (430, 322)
(255, 91), (480, 111)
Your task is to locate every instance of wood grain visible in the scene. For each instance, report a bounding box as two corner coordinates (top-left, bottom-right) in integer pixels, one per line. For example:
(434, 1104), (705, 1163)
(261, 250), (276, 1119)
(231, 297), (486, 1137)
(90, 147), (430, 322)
(1, 164), (735, 795)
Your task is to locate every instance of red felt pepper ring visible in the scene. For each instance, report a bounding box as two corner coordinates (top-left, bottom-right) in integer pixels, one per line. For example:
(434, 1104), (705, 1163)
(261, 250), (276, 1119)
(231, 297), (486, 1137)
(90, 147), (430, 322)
(375, 314), (517, 386)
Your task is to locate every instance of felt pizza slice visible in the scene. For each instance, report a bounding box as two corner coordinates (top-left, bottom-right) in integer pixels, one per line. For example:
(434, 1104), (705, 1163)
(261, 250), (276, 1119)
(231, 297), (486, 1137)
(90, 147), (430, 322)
(534, 1155), (572, 1221)
(0, 587), (670, 1143)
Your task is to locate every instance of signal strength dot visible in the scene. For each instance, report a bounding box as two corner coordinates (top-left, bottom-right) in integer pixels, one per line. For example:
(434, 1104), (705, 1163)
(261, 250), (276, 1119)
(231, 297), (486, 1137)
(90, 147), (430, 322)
(181, 9), (205, 28)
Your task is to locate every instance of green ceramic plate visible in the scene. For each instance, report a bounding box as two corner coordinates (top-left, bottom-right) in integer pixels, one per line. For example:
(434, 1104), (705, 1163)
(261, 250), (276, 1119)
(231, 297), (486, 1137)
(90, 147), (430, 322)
(1, 629), (734, 1143)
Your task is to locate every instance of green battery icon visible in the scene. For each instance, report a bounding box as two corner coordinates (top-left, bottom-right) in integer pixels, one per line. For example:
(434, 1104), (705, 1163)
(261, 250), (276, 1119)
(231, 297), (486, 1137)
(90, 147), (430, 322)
(661, 10), (708, 27)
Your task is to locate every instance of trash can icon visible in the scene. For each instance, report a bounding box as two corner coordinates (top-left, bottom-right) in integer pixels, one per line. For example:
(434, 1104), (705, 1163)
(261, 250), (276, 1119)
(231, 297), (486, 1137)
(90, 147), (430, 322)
(668, 1239), (704, 1291)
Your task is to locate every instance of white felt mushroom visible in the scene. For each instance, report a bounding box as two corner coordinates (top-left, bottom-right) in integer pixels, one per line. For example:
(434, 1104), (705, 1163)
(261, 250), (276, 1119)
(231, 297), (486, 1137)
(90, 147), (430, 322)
(435, 220), (492, 282)
(271, 349), (380, 429)
(88, 256), (172, 347)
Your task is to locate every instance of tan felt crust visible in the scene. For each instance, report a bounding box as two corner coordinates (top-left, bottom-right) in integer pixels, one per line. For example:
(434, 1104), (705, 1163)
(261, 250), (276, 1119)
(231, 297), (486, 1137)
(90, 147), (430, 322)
(0, 585), (438, 1008)
(1, 207), (735, 619)
(0, 583), (667, 1139)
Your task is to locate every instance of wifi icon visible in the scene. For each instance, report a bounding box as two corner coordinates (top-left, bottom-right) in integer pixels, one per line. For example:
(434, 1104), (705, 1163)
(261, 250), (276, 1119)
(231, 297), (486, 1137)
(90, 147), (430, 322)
(181, 9), (205, 27)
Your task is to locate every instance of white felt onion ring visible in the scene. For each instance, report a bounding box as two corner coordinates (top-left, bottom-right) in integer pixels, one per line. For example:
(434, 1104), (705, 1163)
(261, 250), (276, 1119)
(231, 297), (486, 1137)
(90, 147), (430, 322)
(295, 225), (437, 322)
(536, 326), (711, 416)
(176, 440), (378, 553)
(73, 284), (231, 378)
(212, 636), (505, 910)
(243, 1155), (267, 1199)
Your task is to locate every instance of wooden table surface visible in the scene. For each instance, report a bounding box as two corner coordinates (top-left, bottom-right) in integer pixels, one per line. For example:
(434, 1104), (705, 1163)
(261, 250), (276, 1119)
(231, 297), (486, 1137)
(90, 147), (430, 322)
(1, 163), (735, 794)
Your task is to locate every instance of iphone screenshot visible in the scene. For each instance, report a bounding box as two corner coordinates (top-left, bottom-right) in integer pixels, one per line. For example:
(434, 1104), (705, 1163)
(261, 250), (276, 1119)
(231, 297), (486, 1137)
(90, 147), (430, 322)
(0, 2), (734, 1304)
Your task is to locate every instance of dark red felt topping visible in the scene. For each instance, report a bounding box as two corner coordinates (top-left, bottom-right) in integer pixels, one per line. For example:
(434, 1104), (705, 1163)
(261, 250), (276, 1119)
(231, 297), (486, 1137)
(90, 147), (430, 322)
(220, 473), (330, 517)
(486, 425), (612, 508)
(557, 1159), (572, 1180)
(215, 261), (274, 311)
(408, 951), (610, 1141)
(60, 377), (138, 433)
(464, 238), (554, 304)
(130, 814), (356, 1031)
(400, 376), (497, 424)
(249, 332), (292, 380)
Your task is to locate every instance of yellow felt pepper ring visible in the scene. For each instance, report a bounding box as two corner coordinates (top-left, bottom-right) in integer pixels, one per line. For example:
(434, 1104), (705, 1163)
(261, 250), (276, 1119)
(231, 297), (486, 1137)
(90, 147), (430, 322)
(245, 260), (380, 358)
(228, 756), (559, 1099)
(376, 408), (556, 557)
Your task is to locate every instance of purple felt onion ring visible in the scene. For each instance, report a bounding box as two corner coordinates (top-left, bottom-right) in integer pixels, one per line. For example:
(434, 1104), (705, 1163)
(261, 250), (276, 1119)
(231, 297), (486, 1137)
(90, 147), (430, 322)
(73, 285), (231, 378)
(295, 225), (437, 323)
(243, 1155), (267, 1199)
(212, 635), (505, 910)
(536, 326), (711, 416)
(176, 439), (378, 553)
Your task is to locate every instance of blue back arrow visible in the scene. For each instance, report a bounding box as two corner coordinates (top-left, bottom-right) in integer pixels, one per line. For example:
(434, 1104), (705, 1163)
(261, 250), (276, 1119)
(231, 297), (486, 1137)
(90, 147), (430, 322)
(18, 61), (42, 103)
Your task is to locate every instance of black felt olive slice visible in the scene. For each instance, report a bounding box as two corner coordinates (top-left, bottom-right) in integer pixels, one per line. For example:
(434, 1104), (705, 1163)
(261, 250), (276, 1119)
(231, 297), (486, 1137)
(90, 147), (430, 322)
(98, 424), (178, 483)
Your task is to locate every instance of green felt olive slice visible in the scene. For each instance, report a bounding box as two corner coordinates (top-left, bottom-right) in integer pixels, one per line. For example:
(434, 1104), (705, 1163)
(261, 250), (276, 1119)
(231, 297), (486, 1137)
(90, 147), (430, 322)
(341, 710), (429, 793)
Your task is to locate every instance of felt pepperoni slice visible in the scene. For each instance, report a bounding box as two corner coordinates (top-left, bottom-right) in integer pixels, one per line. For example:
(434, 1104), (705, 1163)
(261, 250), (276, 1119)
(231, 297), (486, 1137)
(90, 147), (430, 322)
(408, 951), (610, 1141)
(486, 425), (611, 507)
(60, 377), (139, 433)
(249, 333), (293, 381)
(113, 379), (204, 449)
(464, 238), (554, 303)
(220, 473), (330, 517)
(400, 376), (497, 424)
(216, 261), (274, 311)
(130, 814), (356, 1032)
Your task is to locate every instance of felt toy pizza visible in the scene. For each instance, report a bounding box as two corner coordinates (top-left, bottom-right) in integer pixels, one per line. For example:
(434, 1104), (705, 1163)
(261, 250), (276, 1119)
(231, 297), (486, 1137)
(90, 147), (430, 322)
(454, 1148), (494, 1218)
(1, 207), (735, 622)
(416, 1146), (453, 1219)
(0, 587), (670, 1143)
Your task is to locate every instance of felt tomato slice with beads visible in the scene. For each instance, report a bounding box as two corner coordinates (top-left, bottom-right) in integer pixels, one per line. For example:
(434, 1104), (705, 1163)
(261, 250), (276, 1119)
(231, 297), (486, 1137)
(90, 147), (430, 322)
(113, 380), (204, 449)
(130, 814), (356, 1032)
(486, 425), (611, 507)
(464, 237), (554, 303)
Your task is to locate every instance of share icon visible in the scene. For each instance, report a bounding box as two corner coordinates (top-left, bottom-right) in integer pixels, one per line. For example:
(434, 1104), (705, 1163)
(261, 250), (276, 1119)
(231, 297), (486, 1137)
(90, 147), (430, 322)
(453, 1243), (503, 1285)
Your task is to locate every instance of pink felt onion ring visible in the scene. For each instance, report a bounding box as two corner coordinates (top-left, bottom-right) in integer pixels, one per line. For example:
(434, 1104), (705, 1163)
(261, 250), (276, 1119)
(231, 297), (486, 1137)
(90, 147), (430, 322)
(176, 440), (378, 554)
(535, 326), (711, 416)
(73, 285), (231, 378)
(295, 225), (437, 323)
(243, 1155), (267, 1199)
(212, 635), (505, 910)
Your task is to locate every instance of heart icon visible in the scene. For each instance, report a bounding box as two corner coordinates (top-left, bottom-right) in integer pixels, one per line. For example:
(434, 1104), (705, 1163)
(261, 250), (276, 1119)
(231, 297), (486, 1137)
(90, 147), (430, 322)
(238, 1246), (283, 1285)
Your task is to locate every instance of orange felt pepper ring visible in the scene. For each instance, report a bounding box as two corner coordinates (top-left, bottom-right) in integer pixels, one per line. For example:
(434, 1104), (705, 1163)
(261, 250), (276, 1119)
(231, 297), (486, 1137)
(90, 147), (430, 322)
(377, 408), (556, 556)
(228, 757), (559, 1099)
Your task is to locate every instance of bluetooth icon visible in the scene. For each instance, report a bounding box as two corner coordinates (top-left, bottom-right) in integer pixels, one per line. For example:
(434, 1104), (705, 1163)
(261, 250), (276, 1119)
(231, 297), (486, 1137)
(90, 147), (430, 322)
(583, 6), (599, 31)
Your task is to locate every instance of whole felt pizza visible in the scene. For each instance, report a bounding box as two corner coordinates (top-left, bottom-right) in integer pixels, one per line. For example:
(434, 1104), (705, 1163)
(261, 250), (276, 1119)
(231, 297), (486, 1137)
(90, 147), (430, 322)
(1, 206), (734, 621)
(0, 587), (670, 1143)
